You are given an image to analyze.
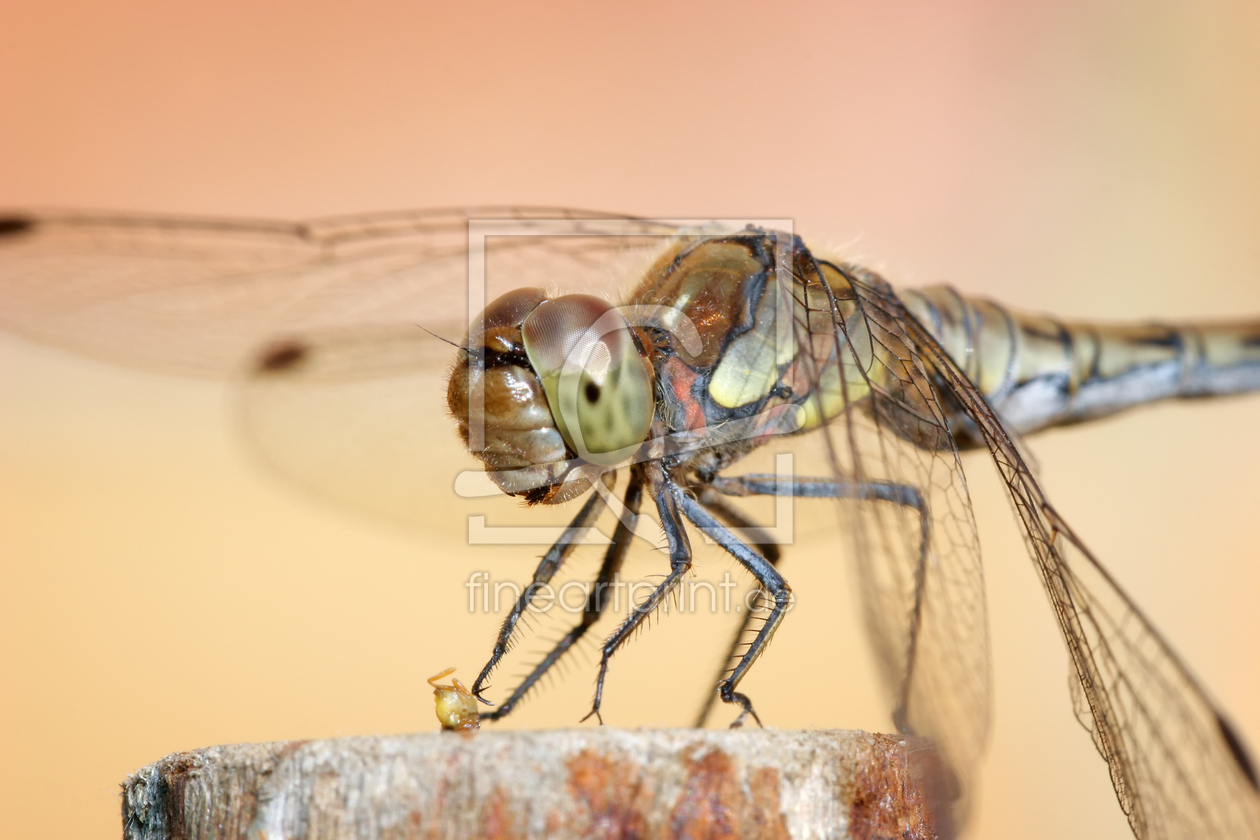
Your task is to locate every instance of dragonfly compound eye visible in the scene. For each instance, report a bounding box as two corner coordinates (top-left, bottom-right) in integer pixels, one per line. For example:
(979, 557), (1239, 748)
(521, 294), (655, 467)
(449, 289), (638, 504)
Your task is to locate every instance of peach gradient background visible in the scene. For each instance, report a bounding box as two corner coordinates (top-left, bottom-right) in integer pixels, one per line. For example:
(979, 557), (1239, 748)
(1, 2), (1258, 838)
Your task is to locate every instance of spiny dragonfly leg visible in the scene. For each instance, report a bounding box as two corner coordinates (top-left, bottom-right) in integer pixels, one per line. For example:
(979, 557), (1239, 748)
(690, 488), (781, 728)
(676, 487), (793, 728)
(697, 490), (783, 565)
(471, 479), (610, 709)
(691, 474), (930, 729)
(582, 463), (691, 726)
(481, 468), (644, 721)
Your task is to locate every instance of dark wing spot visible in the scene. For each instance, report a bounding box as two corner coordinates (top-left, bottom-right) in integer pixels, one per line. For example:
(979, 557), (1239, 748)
(1217, 710), (1259, 790)
(584, 381), (601, 403)
(0, 216), (35, 237)
(256, 340), (309, 374)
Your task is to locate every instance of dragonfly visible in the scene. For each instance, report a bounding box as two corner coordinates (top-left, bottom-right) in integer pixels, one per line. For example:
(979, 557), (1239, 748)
(1, 207), (1257, 839)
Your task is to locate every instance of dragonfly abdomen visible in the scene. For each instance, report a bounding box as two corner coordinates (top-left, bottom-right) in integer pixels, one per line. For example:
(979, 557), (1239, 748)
(901, 285), (1260, 436)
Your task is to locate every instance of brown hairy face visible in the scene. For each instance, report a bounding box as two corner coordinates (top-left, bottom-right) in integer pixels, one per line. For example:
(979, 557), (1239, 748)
(446, 287), (602, 504)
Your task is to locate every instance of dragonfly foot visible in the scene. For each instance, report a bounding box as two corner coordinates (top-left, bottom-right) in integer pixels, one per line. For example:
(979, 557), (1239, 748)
(720, 685), (764, 728)
(580, 707), (605, 726)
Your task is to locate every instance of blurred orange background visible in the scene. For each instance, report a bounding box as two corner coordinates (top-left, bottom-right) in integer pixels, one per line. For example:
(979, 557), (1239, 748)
(1, 2), (1258, 838)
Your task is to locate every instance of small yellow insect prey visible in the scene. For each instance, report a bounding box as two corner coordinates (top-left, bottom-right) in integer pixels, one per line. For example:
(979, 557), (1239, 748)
(428, 667), (480, 731)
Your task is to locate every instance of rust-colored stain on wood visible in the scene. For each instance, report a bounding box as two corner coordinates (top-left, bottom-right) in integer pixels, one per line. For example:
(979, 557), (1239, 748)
(160, 752), (201, 840)
(564, 748), (650, 838)
(746, 767), (790, 839)
(560, 746), (790, 840)
(848, 736), (945, 840)
(477, 786), (523, 840)
(669, 747), (790, 840)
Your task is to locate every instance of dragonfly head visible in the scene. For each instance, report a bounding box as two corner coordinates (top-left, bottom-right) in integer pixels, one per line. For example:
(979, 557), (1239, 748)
(447, 287), (656, 504)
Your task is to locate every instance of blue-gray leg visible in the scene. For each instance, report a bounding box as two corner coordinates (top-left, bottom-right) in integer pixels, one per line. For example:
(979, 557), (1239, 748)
(692, 473), (929, 727)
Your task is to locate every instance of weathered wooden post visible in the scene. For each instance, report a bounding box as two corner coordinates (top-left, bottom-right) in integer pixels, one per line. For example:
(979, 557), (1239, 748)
(122, 729), (948, 839)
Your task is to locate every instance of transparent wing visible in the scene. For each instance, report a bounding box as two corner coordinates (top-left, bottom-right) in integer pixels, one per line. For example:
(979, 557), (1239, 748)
(863, 276), (1260, 840)
(787, 256), (989, 829)
(0, 206), (689, 527)
(0, 207), (688, 376)
(239, 323), (463, 530)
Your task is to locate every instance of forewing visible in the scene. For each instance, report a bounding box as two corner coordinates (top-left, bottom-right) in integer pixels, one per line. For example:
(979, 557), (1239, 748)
(239, 324), (463, 530)
(0, 206), (687, 527)
(792, 256), (990, 829)
(883, 282), (1260, 839)
(0, 207), (681, 376)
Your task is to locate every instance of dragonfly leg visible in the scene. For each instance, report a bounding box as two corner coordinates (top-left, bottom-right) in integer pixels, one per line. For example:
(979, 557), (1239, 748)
(709, 474), (926, 509)
(481, 468), (645, 721)
(689, 488), (781, 727)
(471, 481), (610, 707)
(582, 462), (692, 725)
(691, 473), (930, 728)
(676, 488), (793, 728)
(696, 489), (782, 564)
